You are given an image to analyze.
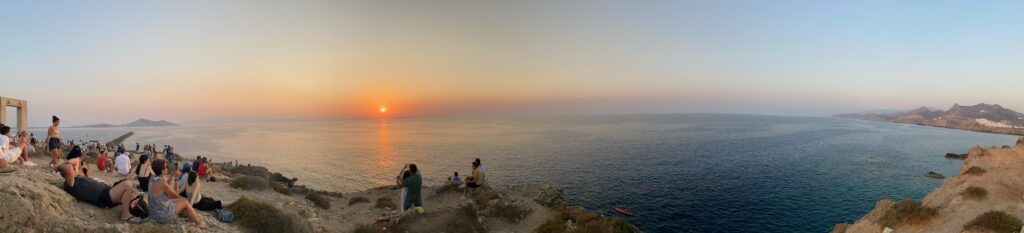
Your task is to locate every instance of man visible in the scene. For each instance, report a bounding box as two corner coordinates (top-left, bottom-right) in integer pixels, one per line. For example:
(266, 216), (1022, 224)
(96, 151), (111, 172)
(57, 163), (141, 222)
(464, 161), (485, 197)
(115, 149), (131, 176)
(396, 164), (422, 211)
(0, 125), (21, 167)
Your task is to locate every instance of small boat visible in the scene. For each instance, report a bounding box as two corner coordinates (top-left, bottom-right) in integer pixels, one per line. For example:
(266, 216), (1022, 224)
(613, 207), (634, 216)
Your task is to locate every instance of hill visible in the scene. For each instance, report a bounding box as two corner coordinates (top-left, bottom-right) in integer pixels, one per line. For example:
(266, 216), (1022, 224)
(73, 118), (178, 128)
(836, 103), (1024, 136)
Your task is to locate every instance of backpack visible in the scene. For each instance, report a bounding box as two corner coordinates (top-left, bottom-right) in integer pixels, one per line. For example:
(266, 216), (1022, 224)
(128, 195), (149, 219)
(214, 209), (235, 223)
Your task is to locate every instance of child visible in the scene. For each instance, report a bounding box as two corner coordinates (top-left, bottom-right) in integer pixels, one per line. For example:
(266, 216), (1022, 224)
(451, 172), (462, 184)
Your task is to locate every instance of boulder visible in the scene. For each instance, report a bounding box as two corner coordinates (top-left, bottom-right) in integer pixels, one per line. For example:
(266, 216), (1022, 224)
(945, 153), (968, 159)
(925, 171), (945, 179)
(1017, 137), (1024, 147)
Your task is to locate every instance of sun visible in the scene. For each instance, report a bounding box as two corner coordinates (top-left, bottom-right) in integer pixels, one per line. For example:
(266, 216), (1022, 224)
(379, 106), (388, 113)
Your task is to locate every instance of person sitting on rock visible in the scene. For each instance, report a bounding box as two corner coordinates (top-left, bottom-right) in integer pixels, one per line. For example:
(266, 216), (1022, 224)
(0, 124), (23, 168)
(56, 163), (142, 223)
(183, 169), (235, 211)
(450, 171), (462, 185)
(147, 158), (207, 229)
(463, 161), (485, 197)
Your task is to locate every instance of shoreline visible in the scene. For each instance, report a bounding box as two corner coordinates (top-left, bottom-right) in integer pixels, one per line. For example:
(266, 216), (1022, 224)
(1, 140), (641, 232)
(833, 137), (1024, 233)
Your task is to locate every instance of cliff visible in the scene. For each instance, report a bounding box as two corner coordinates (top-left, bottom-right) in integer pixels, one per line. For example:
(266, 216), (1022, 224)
(0, 148), (640, 233)
(833, 137), (1024, 233)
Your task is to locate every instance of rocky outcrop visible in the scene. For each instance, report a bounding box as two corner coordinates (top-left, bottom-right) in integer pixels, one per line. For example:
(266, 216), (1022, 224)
(944, 153), (967, 160)
(924, 171), (944, 179)
(834, 137), (1024, 233)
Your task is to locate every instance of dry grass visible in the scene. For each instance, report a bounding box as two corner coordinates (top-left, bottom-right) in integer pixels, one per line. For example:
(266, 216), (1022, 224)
(375, 197), (398, 210)
(879, 199), (938, 226)
(306, 192), (331, 209)
(227, 197), (300, 233)
(963, 211), (1023, 233)
(348, 196), (370, 206)
(963, 167), (987, 176)
(535, 207), (640, 233)
(962, 186), (988, 200)
(230, 175), (268, 191)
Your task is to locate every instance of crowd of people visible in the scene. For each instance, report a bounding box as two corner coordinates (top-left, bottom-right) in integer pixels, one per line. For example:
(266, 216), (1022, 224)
(0, 115), (240, 229)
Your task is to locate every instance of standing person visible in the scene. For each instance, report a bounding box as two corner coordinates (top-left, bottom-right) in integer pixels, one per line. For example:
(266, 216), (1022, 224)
(135, 143), (139, 152)
(147, 159), (207, 229)
(46, 116), (62, 167)
(395, 165), (412, 211)
(115, 149), (131, 177)
(396, 164), (422, 212)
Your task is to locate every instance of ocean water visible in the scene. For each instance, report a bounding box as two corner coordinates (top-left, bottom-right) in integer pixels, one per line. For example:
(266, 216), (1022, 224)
(40, 114), (1020, 232)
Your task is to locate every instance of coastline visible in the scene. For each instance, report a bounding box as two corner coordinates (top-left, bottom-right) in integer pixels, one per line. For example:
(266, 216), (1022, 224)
(0, 143), (641, 232)
(833, 137), (1024, 233)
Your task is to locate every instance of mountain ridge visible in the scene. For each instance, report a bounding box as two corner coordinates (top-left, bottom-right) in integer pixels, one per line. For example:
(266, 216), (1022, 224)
(836, 103), (1024, 136)
(73, 118), (178, 128)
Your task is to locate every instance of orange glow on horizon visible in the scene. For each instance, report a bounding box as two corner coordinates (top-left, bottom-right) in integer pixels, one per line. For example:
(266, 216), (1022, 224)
(379, 106), (388, 113)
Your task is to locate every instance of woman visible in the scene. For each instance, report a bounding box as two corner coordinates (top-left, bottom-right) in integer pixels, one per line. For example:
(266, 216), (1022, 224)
(135, 154), (155, 192)
(46, 116), (62, 167)
(184, 170), (234, 211)
(17, 131), (32, 165)
(464, 161), (485, 197)
(148, 158), (206, 229)
(395, 164), (412, 209)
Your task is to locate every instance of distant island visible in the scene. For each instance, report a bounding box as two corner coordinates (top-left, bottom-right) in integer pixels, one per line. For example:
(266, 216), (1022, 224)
(836, 103), (1024, 136)
(73, 118), (178, 128)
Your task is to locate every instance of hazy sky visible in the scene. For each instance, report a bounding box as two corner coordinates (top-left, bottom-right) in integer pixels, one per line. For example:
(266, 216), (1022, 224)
(1, 1), (1022, 126)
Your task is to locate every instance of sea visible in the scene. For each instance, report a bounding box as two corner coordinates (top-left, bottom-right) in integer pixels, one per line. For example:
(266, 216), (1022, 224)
(34, 114), (1020, 232)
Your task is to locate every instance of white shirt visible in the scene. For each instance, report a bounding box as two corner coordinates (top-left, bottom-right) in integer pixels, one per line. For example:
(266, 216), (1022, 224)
(115, 153), (131, 175)
(0, 135), (10, 153)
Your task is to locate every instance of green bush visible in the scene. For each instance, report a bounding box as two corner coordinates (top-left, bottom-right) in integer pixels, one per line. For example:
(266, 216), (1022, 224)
(348, 196), (370, 206)
(879, 199), (938, 226)
(963, 167), (986, 176)
(962, 186), (988, 200)
(230, 176), (269, 191)
(963, 211), (1023, 233)
(375, 197), (398, 210)
(227, 197), (299, 233)
(270, 182), (292, 196)
(306, 192), (331, 209)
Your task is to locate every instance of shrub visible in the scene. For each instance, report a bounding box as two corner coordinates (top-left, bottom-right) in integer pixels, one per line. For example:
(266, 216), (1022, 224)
(963, 167), (986, 176)
(352, 224), (381, 233)
(375, 197), (398, 210)
(474, 192), (501, 209)
(534, 207), (639, 233)
(964, 211), (1023, 233)
(230, 176), (268, 191)
(227, 197), (299, 233)
(348, 196), (370, 206)
(306, 192), (331, 209)
(270, 182), (292, 196)
(962, 186), (988, 200)
(879, 199), (938, 226)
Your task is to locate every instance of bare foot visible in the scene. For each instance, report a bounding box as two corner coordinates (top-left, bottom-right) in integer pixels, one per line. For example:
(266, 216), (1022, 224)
(197, 222), (207, 230)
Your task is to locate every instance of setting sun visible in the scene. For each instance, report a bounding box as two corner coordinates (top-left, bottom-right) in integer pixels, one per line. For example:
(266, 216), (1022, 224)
(379, 106), (387, 113)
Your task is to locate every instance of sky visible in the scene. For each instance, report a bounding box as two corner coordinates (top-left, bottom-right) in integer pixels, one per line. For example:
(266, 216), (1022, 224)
(1, 0), (1022, 126)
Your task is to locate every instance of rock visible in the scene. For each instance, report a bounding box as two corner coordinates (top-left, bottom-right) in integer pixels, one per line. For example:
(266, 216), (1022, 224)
(1003, 145), (1011, 149)
(945, 153), (968, 159)
(531, 185), (566, 208)
(969, 145), (986, 157)
(1017, 137), (1024, 147)
(925, 171), (945, 179)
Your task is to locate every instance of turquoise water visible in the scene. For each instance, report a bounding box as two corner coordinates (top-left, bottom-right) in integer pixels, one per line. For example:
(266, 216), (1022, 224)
(41, 114), (1020, 232)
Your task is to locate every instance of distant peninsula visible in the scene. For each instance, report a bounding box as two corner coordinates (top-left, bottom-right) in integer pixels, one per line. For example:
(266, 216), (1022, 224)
(836, 103), (1024, 136)
(73, 118), (178, 128)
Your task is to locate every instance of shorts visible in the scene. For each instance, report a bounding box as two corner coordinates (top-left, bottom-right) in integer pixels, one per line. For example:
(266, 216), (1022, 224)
(467, 182), (481, 188)
(96, 187), (116, 208)
(48, 138), (61, 151)
(137, 176), (151, 192)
